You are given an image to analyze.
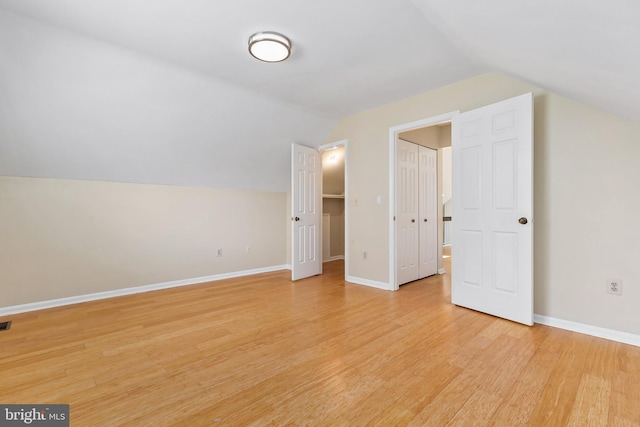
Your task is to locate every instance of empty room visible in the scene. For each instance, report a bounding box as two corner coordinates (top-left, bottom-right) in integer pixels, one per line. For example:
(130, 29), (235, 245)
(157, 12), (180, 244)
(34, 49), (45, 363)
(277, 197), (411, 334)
(1, 0), (639, 425)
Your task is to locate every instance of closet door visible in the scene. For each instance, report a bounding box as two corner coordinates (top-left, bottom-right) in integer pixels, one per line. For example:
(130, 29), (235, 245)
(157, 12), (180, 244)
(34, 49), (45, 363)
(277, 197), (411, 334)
(396, 139), (420, 285)
(419, 146), (438, 278)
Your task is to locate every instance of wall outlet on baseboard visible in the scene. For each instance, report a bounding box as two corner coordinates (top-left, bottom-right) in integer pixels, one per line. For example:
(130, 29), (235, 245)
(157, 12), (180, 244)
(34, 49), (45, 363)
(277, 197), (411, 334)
(606, 279), (623, 295)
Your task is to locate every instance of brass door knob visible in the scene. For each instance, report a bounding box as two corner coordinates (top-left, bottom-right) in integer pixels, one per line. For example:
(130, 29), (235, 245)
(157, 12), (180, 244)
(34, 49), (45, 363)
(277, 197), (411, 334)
(518, 217), (528, 225)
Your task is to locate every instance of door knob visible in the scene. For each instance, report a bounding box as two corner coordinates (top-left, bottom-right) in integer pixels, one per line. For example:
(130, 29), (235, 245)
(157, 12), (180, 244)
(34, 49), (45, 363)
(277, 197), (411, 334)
(411, 219), (415, 223)
(424, 219), (428, 222)
(294, 217), (300, 221)
(518, 217), (528, 225)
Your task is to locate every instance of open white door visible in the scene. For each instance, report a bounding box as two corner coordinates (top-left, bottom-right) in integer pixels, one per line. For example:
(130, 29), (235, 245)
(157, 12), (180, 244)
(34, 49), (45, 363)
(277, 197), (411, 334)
(452, 93), (533, 325)
(418, 146), (438, 278)
(291, 143), (322, 281)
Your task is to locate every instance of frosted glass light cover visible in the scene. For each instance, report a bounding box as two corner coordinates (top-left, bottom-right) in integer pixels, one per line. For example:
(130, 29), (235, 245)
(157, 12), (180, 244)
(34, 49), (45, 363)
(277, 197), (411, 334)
(249, 32), (291, 62)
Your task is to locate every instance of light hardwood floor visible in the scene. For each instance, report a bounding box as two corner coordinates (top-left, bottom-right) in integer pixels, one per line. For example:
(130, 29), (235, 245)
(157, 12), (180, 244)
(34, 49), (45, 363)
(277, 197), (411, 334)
(1, 259), (639, 426)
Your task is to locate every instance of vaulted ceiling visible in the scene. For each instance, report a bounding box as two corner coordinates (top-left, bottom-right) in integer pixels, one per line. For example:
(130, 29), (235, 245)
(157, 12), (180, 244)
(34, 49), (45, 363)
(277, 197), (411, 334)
(0, 0), (637, 191)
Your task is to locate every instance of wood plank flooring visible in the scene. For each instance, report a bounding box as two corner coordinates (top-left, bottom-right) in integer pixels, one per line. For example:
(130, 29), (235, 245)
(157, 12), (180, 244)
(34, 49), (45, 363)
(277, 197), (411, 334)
(1, 259), (639, 426)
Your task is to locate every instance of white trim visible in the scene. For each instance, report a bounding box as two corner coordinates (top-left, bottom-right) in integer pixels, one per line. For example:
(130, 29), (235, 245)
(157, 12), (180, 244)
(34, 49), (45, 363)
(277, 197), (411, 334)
(534, 314), (640, 347)
(323, 256), (345, 263)
(438, 268), (446, 275)
(0, 265), (289, 316)
(344, 141), (349, 285)
(318, 139), (347, 152)
(388, 111), (460, 291)
(346, 275), (392, 291)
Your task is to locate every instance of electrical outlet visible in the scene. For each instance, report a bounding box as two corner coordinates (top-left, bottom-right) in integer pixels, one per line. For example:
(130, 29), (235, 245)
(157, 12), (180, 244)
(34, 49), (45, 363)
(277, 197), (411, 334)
(217, 249), (223, 257)
(246, 245), (252, 253)
(363, 251), (367, 260)
(606, 279), (623, 295)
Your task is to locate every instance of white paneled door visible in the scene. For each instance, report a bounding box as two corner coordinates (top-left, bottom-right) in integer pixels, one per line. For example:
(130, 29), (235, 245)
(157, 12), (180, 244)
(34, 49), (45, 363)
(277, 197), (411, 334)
(291, 143), (322, 281)
(418, 146), (438, 278)
(396, 140), (438, 285)
(452, 93), (533, 325)
(396, 139), (420, 285)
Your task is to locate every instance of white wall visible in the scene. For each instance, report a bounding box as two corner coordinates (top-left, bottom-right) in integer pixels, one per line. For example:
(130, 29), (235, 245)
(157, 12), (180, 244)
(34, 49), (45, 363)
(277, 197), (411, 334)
(325, 73), (640, 335)
(0, 177), (287, 308)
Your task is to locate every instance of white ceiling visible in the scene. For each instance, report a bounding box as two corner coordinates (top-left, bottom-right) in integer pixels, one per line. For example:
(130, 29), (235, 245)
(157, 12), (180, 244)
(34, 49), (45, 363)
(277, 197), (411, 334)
(0, 0), (637, 191)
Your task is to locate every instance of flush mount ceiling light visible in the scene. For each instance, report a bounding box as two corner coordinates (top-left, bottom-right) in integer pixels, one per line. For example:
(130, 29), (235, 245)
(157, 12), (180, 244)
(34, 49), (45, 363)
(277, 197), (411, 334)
(248, 31), (291, 63)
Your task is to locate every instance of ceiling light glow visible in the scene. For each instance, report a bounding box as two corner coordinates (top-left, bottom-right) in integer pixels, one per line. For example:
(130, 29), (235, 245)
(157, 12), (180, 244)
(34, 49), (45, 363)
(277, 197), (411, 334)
(248, 31), (291, 63)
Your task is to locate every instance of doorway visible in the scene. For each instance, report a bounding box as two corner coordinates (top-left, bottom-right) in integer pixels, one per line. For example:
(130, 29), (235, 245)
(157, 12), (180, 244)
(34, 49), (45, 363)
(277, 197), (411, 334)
(389, 94), (533, 325)
(321, 145), (345, 263)
(396, 124), (452, 286)
(318, 139), (349, 280)
(291, 140), (349, 282)
(395, 139), (438, 285)
(388, 111), (458, 290)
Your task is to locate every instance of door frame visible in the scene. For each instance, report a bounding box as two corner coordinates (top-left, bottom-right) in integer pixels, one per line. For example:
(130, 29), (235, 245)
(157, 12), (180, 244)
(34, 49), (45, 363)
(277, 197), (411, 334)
(388, 111), (459, 290)
(318, 139), (348, 282)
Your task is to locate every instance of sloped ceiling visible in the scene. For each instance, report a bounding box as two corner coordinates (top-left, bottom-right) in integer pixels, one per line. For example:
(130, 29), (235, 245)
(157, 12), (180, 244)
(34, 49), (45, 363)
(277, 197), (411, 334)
(0, 0), (637, 191)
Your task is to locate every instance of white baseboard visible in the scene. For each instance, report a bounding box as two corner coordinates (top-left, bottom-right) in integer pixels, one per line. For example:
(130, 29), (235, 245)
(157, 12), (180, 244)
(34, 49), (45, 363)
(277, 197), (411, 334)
(345, 275), (392, 291)
(323, 256), (345, 263)
(0, 265), (289, 316)
(534, 314), (640, 347)
(438, 268), (446, 275)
